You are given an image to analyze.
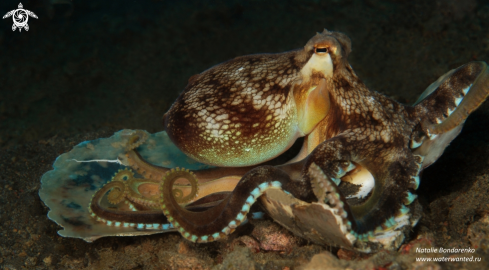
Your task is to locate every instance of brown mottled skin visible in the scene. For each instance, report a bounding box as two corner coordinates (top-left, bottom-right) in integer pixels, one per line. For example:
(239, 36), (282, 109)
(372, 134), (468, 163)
(90, 30), (489, 250)
(164, 52), (302, 166)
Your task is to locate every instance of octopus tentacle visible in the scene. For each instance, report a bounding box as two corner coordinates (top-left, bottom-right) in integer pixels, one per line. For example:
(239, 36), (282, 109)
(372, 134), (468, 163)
(414, 62), (489, 138)
(89, 169), (171, 226)
(304, 135), (421, 241)
(125, 130), (149, 151)
(410, 62), (489, 168)
(159, 166), (297, 243)
(90, 180), (164, 226)
(89, 165), (246, 230)
(163, 167), (199, 204)
(106, 170), (132, 204)
(88, 176), (222, 230)
(119, 150), (169, 181)
(91, 168), (242, 215)
(93, 166), (200, 209)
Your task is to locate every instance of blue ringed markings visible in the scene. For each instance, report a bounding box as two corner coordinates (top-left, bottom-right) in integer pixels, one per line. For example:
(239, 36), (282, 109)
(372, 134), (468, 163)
(331, 178), (341, 186)
(245, 195), (254, 205)
(228, 220), (237, 228)
(404, 192), (417, 205)
(454, 97), (463, 106)
(271, 181), (282, 188)
(447, 107), (454, 116)
(410, 140), (422, 149)
(411, 176), (420, 189)
(241, 204), (250, 212)
(236, 213), (245, 222)
(258, 182), (269, 191)
(250, 187), (261, 198)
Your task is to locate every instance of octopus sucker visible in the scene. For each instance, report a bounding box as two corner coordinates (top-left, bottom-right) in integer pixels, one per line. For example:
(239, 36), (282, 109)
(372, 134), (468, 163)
(40, 30), (489, 253)
(89, 168), (229, 228)
(125, 130), (149, 151)
(120, 150), (169, 181)
(106, 170), (132, 205)
(89, 163), (244, 223)
(120, 146), (256, 203)
(165, 167), (199, 204)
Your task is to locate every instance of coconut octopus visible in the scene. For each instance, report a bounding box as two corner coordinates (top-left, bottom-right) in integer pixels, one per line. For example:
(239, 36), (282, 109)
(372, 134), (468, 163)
(39, 29), (489, 253)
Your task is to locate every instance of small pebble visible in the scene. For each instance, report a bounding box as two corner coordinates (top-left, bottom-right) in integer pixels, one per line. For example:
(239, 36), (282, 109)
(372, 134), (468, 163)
(43, 256), (52, 266)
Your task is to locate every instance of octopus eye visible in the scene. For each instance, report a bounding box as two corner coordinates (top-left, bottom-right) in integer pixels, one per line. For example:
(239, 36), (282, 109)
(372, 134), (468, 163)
(315, 47), (329, 54)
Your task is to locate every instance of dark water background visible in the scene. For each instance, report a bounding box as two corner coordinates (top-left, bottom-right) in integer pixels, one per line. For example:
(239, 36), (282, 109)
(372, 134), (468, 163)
(1, 0), (489, 269)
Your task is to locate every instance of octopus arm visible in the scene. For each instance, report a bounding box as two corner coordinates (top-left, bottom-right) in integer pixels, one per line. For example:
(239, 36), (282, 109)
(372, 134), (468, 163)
(411, 61), (489, 168)
(159, 166), (302, 242)
(414, 62), (489, 134)
(303, 134), (421, 237)
(89, 180), (230, 227)
(121, 145), (258, 202)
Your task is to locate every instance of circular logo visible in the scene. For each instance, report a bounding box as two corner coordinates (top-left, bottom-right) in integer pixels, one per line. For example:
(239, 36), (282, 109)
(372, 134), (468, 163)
(13, 9), (28, 27)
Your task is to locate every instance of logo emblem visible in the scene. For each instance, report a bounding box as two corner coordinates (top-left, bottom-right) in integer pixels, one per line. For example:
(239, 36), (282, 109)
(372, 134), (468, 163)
(3, 3), (38, 32)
